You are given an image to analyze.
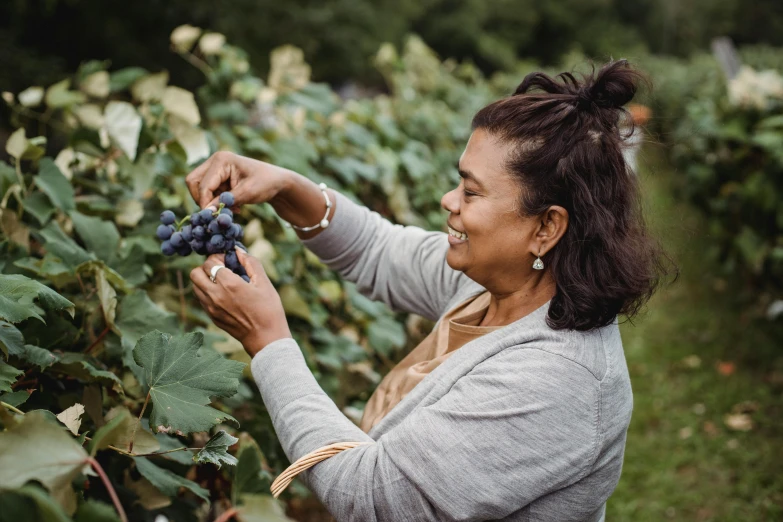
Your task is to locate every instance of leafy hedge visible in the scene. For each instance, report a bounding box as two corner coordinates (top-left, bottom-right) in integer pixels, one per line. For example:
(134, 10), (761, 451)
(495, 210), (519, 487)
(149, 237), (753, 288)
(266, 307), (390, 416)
(666, 60), (783, 311)
(0, 28), (501, 520)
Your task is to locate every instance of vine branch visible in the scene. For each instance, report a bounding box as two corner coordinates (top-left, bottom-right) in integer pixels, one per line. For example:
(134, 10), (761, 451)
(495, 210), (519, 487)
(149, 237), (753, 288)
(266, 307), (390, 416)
(88, 457), (129, 522)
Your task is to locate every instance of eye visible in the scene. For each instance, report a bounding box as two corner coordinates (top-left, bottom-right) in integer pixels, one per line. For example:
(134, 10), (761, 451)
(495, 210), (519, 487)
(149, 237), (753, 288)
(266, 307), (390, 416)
(462, 188), (477, 198)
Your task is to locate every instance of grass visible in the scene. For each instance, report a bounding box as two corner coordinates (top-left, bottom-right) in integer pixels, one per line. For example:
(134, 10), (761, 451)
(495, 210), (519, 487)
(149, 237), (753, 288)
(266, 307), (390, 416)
(609, 145), (783, 521)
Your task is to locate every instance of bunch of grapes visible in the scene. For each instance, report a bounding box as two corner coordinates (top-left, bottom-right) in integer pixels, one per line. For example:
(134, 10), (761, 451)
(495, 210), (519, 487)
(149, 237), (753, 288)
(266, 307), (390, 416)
(156, 192), (250, 282)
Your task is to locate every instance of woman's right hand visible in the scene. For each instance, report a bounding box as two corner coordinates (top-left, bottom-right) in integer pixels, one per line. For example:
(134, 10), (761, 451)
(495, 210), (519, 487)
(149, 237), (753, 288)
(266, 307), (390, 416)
(185, 151), (292, 210)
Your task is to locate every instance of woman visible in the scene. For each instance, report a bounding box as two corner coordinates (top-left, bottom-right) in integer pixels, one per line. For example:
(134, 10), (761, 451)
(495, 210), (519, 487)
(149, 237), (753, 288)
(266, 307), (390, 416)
(187, 59), (675, 521)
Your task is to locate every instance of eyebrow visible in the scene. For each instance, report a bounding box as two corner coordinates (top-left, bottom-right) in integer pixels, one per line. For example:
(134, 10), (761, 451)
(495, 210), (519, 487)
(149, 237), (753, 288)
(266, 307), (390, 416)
(457, 164), (486, 191)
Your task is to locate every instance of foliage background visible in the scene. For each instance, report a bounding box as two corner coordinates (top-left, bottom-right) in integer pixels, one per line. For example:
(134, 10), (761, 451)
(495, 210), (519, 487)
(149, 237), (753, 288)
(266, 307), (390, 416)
(1, 1), (782, 520)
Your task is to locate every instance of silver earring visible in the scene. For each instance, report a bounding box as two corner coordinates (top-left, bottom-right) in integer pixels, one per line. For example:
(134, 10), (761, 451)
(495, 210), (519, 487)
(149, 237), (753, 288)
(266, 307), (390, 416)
(532, 249), (544, 270)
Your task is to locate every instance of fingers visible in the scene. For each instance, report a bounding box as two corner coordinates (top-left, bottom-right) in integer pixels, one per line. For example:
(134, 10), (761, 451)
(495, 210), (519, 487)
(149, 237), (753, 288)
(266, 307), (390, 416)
(201, 254), (227, 278)
(235, 249), (268, 284)
(185, 155), (215, 206)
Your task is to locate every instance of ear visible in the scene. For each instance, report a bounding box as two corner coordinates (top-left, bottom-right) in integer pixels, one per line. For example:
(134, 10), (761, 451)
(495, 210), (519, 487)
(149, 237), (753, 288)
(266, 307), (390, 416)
(536, 205), (568, 253)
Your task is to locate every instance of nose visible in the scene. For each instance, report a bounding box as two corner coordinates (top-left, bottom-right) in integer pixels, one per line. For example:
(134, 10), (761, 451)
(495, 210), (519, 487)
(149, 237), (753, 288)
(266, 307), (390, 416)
(441, 186), (459, 215)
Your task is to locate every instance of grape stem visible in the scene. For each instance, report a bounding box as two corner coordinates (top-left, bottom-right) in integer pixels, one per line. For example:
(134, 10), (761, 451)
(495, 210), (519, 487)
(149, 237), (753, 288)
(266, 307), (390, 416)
(176, 214), (192, 230)
(88, 456), (129, 522)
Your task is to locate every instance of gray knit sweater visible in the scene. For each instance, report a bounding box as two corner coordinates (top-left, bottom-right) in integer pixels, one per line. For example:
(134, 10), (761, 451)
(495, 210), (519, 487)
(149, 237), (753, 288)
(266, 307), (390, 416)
(251, 190), (633, 521)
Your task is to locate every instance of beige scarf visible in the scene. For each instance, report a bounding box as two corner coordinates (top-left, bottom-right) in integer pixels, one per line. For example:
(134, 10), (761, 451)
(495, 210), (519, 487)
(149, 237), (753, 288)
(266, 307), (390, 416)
(360, 290), (502, 433)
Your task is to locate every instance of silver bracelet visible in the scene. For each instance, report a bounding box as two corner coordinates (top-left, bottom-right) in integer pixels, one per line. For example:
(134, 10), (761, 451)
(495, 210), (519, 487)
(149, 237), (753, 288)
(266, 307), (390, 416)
(283, 182), (332, 231)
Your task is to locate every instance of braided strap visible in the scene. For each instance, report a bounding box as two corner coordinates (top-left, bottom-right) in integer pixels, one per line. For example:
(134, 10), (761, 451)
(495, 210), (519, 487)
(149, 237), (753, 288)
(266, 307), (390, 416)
(271, 441), (374, 498)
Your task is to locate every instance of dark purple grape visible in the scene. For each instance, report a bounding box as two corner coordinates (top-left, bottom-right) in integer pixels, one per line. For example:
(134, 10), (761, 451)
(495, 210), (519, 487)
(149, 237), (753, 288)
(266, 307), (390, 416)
(182, 227), (192, 239)
(161, 240), (176, 256)
(209, 234), (226, 250)
(216, 214), (232, 229)
(180, 225), (193, 242)
(176, 242), (192, 256)
(199, 208), (214, 223)
(234, 265), (247, 277)
(190, 239), (207, 255)
(219, 192), (235, 207)
(225, 239), (235, 251)
(169, 232), (184, 247)
(235, 241), (247, 252)
(190, 212), (202, 226)
(219, 208), (233, 218)
(225, 250), (239, 270)
(207, 220), (221, 235)
(241, 275), (250, 283)
(193, 226), (206, 240)
(234, 224), (244, 240)
(160, 210), (176, 225)
(225, 224), (237, 239)
(156, 224), (174, 240)
(206, 241), (218, 255)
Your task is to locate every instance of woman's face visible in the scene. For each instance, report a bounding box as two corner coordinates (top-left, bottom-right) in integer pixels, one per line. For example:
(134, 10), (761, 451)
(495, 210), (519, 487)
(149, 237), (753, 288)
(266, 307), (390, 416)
(440, 128), (549, 290)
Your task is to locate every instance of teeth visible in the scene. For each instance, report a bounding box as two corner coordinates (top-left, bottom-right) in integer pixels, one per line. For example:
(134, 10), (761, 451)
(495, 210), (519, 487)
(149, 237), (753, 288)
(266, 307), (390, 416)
(448, 226), (468, 240)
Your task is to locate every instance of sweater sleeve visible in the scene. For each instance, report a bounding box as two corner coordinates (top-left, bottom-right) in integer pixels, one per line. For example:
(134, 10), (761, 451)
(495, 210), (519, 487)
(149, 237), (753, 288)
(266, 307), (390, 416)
(252, 338), (601, 522)
(298, 190), (470, 322)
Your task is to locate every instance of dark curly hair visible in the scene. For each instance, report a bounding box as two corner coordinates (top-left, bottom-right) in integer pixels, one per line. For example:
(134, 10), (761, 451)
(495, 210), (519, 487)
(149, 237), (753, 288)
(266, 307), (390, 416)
(471, 59), (678, 331)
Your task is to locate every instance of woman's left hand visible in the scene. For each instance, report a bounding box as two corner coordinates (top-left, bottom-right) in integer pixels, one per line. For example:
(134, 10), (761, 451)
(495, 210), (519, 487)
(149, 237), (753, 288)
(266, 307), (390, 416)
(190, 249), (291, 357)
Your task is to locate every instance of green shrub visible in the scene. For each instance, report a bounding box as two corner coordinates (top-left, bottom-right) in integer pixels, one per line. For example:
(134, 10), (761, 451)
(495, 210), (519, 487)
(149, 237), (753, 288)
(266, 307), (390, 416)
(669, 61), (783, 306)
(0, 29), (502, 519)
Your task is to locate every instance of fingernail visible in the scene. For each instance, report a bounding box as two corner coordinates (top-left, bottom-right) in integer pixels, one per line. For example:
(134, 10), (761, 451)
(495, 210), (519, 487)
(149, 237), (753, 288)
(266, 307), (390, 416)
(207, 205), (217, 211)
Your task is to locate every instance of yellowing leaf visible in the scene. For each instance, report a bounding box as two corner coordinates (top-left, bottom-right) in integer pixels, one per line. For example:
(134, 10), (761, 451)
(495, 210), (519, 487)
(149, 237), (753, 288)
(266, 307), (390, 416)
(56, 403), (85, 435)
(236, 494), (294, 522)
(18, 86), (44, 107)
(115, 198), (145, 228)
(133, 330), (245, 434)
(131, 71), (169, 103)
(163, 87), (201, 125)
(170, 24), (202, 52)
(81, 71), (110, 98)
(279, 285), (311, 322)
(6, 128), (28, 160)
(199, 33), (226, 55)
(105, 101), (142, 160)
(169, 115), (209, 165)
(45, 79), (87, 108)
(95, 406), (160, 454)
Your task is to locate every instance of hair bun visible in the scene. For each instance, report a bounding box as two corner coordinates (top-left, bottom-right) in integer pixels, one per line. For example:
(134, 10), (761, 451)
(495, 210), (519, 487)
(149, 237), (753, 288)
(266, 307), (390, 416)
(514, 59), (645, 112)
(585, 59), (639, 109)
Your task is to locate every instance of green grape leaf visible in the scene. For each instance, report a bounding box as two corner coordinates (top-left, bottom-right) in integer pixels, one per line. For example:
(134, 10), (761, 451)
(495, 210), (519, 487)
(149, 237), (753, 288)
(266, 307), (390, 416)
(133, 456), (210, 504)
(36, 221), (95, 268)
(0, 360), (23, 392)
(88, 407), (160, 456)
(0, 411), (90, 514)
(236, 494), (294, 522)
(21, 191), (56, 224)
(74, 499), (121, 522)
(133, 330), (245, 434)
(116, 291), (179, 386)
(0, 320), (25, 358)
(36, 158), (75, 212)
(52, 353), (123, 391)
(0, 390), (33, 407)
(194, 430), (238, 468)
(0, 274), (75, 324)
(0, 484), (72, 522)
(232, 437), (273, 505)
(70, 211), (120, 265)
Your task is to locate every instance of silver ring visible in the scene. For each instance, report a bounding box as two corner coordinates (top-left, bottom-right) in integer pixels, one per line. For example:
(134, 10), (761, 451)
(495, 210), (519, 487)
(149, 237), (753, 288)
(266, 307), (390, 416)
(209, 265), (226, 284)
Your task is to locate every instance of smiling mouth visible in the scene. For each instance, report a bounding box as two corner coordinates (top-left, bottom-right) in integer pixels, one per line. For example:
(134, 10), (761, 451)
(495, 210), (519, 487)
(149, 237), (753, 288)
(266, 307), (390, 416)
(447, 225), (468, 241)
